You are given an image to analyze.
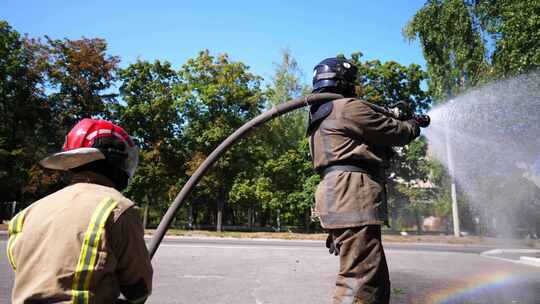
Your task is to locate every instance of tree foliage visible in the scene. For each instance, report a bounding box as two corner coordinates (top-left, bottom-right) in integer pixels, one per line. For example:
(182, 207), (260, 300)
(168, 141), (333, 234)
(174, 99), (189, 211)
(43, 37), (119, 131)
(350, 52), (432, 111)
(177, 50), (264, 230)
(474, 0), (540, 77)
(229, 49), (315, 230)
(406, 0), (540, 97)
(404, 0), (487, 99)
(0, 23), (122, 217)
(114, 60), (185, 220)
(1, 20), (443, 234)
(0, 21), (48, 206)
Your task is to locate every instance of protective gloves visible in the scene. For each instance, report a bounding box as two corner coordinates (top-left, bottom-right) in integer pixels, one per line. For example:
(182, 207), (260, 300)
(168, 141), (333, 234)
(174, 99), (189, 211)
(388, 100), (430, 128)
(326, 234), (340, 256)
(414, 114), (431, 128)
(387, 100), (413, 120)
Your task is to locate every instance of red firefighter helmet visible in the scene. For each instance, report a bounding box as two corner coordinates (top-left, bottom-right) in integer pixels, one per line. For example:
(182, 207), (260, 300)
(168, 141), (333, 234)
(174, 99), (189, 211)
(40, 118), (139, 178)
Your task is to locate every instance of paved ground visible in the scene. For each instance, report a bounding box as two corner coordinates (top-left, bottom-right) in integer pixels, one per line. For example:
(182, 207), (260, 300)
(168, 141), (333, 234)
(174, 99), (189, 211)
(2, 237), (540, 304)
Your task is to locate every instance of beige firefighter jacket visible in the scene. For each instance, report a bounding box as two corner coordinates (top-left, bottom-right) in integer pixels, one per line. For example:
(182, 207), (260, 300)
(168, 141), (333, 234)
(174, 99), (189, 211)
(7, 172), (153, 304)
(310, 98), (419, 228)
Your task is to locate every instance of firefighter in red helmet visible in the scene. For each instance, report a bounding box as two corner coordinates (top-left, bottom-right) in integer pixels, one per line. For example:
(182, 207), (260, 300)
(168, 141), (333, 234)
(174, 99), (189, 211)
(7, 118), (153, 304)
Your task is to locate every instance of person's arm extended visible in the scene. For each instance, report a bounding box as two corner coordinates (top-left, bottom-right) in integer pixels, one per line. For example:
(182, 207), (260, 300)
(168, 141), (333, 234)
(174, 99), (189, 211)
(342, 100), (419, 146)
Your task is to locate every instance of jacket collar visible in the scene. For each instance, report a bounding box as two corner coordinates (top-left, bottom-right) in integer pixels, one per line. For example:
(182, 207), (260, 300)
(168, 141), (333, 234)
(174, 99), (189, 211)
(71, 171), (117, 189)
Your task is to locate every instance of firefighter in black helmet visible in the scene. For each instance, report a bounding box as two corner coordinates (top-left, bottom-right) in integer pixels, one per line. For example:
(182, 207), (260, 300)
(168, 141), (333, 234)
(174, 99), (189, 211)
(308, 57), (429, 304)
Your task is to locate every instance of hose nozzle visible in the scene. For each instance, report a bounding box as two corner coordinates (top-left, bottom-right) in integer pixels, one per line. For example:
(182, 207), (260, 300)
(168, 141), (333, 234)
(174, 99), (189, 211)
(414, 114), (430, 128)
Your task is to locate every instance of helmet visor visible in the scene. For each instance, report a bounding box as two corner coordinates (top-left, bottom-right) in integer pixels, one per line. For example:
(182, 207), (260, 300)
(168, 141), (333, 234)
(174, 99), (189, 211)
(122, 140), (139, 179)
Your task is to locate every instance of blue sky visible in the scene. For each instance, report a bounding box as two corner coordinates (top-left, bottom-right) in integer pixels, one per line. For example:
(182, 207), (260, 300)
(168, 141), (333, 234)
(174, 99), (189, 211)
(1, 0), (427, 84)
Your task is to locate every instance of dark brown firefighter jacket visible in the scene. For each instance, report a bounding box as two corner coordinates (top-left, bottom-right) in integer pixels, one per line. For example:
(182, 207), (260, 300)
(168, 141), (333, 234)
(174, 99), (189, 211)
(310, 98), (419, 229)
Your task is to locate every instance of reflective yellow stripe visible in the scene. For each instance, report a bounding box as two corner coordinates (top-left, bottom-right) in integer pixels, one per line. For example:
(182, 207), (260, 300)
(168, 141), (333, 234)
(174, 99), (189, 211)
(6, 210), (26, 270)
(6, 237), (16, 269)
(72, 198), (118, 304)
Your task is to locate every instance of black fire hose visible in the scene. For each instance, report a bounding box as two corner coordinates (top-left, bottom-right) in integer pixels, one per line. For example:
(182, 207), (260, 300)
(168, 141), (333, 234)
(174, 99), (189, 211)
(148, 93), (344, 258)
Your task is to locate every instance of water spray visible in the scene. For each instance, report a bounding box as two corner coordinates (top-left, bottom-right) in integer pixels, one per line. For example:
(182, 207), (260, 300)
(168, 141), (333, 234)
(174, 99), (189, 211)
(443, 99), (461, 237)
(424, 71), (540, 238)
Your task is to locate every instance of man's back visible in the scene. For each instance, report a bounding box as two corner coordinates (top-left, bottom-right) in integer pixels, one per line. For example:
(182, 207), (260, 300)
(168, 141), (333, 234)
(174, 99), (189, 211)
(8, 181), (152, 304)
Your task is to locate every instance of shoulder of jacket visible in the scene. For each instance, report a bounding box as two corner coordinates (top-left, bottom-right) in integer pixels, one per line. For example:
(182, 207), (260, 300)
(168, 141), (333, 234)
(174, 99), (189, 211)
(332, 97), (373, 115)
(67, 183), (136, 222)
(333, 97), (357, 104)
(333, 97), (369, 107)
(327, 97), (354, 112)
(108, 194), (136, 223)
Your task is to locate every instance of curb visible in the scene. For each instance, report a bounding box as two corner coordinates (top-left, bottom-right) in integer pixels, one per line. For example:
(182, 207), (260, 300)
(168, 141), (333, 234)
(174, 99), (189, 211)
(144, 235), (323, 244)
(481, 248), (540, 267)
(520, 256), (540, 267)
(143, 234), (502, 247)
(143, 235), (501, 248)
(481, 248), (540, 255)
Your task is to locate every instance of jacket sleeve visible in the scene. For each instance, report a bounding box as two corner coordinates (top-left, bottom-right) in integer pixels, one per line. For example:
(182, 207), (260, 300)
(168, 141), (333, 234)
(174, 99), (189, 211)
(341, 99), (420, 146)
(112, 207), (153, 304)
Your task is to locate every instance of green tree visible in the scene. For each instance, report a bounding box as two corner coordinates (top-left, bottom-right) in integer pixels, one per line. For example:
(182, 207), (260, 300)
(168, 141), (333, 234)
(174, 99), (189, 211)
(473, 0), (540, 77)
(229, 50), (317, 231)
(0, 25), (121, 212)
(261, 50), (314, 230)
(22, 36), (121, 201)
(406, 0), (540, 94)
(178, 50), (264, 231)
(266, 49), (310, 148)
(114, 60), (185, 227)
(349, 52), (432, 110)
(43, 37), (120, 130)
(0, 21), (50, 216)
(403, 0), (487, 99)
(388, 138), (439, 231)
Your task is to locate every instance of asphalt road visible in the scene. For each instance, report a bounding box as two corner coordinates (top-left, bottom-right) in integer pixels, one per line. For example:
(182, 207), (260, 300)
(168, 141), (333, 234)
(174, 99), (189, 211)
(2, 237), (540, 304)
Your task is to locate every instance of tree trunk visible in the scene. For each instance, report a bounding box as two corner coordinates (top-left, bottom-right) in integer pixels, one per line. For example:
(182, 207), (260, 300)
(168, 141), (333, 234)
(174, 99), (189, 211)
(390, 204), (399, 232)
(142, 203), (149, 229)
(276, 208), (281, 232)
(230, 208), (236, 225)
(414, 208), (423, 234)
(188, 204), (193, 230)
(304, 207), (311, 233)
(260, 209), (268, 227)
(248, 205), (253, 231)
(216, 200), (224, 232)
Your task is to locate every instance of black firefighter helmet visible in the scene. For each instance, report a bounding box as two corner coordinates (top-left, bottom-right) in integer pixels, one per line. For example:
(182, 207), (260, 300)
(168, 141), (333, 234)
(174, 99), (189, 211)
(307, 57), (358, 135)
(312, 57), (358, 97)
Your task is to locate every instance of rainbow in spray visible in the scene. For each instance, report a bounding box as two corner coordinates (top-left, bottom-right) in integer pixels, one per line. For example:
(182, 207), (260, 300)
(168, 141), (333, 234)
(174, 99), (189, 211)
(430, 270), (540, 304)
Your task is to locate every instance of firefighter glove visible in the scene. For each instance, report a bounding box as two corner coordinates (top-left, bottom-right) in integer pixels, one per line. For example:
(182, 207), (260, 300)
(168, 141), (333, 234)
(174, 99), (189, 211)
(326, 234), (340, 256)
(414, 114), (431, 128)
